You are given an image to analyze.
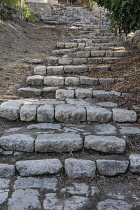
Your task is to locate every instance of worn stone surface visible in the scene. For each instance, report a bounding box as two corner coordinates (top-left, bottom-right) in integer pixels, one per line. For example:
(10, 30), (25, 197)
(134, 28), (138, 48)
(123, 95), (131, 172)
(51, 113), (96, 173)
(80, 76), (98, 86)
(64, 65), (88, 73)
(97, 199), (132, 210)
(44, 76), (64, 86)
(119, 125), (140, 135)
(0, 164), (15, 178)
(73, 58), (87, 65)
(26, 75), (43, 86)
(93, 90), (121, 97)
(66, 99), (91, 106)
(84, 135), (126, 153)
(96, 101), (118, 108)
(43, 193), (63, 210)
(96, 160), (129, 176)
(18, 87), (42, 97)
(75, 88), (93, 98)
(87, 106), (112, 122)
(55, 104), (86, 123)
(76, 51), (90, 58)
(99, 77), (114, 85)
(65, 77), (80, 86)
(0, 178), (10, 189)
(56, 89), (74, 99)
(37, 105), (54, 122)
(93, 124), (117, 135)
(34, 65), (46, 75)
(0, 100), (22, 121)
(42, 87), (59, 93)
(0, 190), (9, 205)
(35, 132), (83, 153)
(27, 123), (61, 130)
(0, 134), (34, 152)
(129, 154), (140, 173)
(20, 104), (37, 121)
(47, 66), (64, 75)
(14, 177), (58, 190)
(65, 158), (96, 178)
(8, 189), (41, 210)
(113, 108), (137, 122)
(16, 159), (63, 176)
(59, 58), (73, 65)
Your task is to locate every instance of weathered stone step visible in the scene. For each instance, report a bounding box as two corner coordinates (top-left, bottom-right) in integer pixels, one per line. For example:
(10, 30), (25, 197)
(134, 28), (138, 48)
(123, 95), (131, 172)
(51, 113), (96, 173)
(57, 40), (118, 49)
(0, 99), (137, 123)
(33, 64), (112, 75)
(0, 155), (140, 178)
(47, 56), (120, 66)
(25, 75), (123, 87)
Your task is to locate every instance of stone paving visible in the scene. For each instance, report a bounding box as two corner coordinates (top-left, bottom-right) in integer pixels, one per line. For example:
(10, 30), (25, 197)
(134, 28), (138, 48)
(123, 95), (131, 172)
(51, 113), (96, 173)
(0, 3), (140, 210)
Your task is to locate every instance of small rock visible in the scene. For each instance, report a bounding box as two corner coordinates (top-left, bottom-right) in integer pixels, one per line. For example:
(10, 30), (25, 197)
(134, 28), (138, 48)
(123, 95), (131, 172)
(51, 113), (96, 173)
(96, 160), (129, 176)
(65, 158), (96, 178)
(16, 159), (63, 176)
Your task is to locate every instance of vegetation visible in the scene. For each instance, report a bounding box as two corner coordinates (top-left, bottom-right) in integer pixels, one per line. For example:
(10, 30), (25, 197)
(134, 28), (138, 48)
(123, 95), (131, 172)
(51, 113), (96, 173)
(0, 0), (34, 21)
(95, 0), (140, 33)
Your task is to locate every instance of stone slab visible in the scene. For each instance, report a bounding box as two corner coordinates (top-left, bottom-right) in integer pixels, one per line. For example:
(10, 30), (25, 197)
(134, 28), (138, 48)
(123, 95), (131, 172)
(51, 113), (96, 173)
(113, 108), (137, 122)
(37, 105), (54, 122)
(84, 135), (126, 154)
(35, 132), (83, 153)
(16, 159), (63, 176)
(0, 164), (15, 178)
(129, 154), (140, 173)
(65, 158), (96, 178)
(0, 134), (34, 152)
(96, 160), (129, 176)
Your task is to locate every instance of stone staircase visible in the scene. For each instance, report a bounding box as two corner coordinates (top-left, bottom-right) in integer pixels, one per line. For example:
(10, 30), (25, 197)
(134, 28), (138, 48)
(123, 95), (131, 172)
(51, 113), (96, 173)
(0, 4), (140, 210)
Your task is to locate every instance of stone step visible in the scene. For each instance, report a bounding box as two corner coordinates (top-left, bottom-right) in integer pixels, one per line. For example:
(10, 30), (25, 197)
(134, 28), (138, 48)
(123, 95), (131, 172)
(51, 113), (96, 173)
(57, 40), (118, 49)
(25, 75), (123, 87)
(0, 155), (140, 178)
(0, 99), (137, 123)
(47, 56), (120, 66)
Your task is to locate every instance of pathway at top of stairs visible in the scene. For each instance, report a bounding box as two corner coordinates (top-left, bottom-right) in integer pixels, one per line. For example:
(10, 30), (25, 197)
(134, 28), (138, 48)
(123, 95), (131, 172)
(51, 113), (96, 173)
(0, 3), (140, 210)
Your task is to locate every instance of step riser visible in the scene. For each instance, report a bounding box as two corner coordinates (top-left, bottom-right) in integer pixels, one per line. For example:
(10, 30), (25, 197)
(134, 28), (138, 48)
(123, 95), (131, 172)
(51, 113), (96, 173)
(0, 102), (137, 123)
(25, 76), (122, 87)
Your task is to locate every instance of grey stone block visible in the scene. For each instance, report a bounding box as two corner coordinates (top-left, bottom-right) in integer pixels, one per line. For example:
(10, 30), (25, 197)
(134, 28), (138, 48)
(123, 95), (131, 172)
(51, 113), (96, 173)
(73, 58), (87, 65)
(55, 104), (86, 123)
(42, 87), (59, 94)
(84, 135), (126, 153)
(64, 65), (88, 74)
(34, 65), (46, 75)
(20, 104), (37, 122)
(37, 105), (54, 122)
(76, 51), (90, 58)
(18, 87), (42, 97)
(75, 88), (93, 98)
(91, 51), (106, 57)
(119, 126), (140, 135)
(0, 100), (23, 121)
(103, 57), (119, 64)
(14, 177), (57, 190)
(47, 57), (58, 65)
(92, 90), (121, 97)
(88, 58), (103, 64)
(65, 158), (96, 178)
(87, 106), (112, 122)
(80, 76), (98, 86)
(129, 154), (140, 173)
(96, 102), (118, 108)
(56, 89), (74, 99)
(57, 42), (64, 48)
(99, 78), (114, 86)
(16, 159), (63, 176)
(8, 189), (41, 210)
(65, 42), (77, 48)
(0, 191), (9, 205)
(0, 164), (15, 178)
(97, 199), (132, 210)
(35, 133), (83, 153)
(0, 134), (34, 152)
(58, 58), (73, 65)
(47, 66), (64, 75)
(26, 75), (43, 86)
(113, 108), (137, 122)
(44, 76), (64, 87)
(96, 160), (129, 176)
(65, 77), (80, 86)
